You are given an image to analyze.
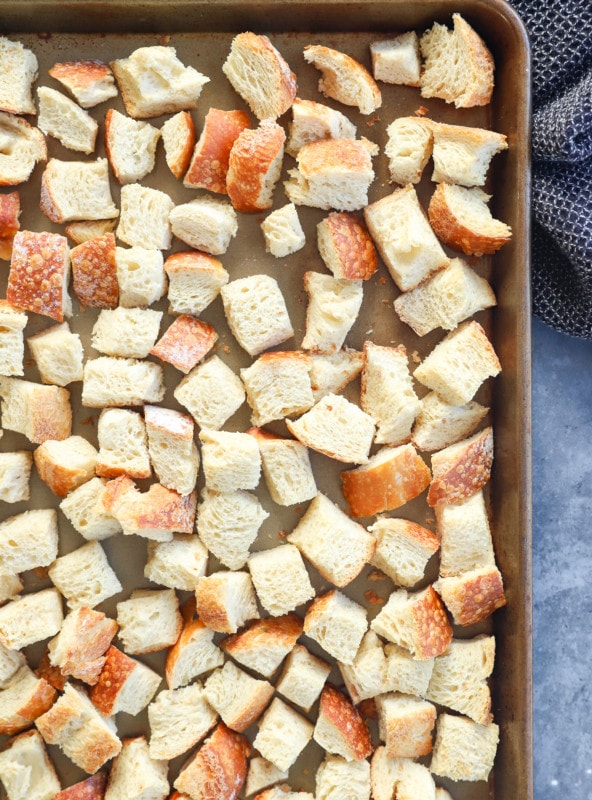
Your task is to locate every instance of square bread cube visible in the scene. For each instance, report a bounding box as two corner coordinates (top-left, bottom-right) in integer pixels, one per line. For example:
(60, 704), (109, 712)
(169, 196), (238, 255)
(89, 645), (161, 716)
(37, 86), (98, 154)
(338, 631), (387, 704)
(369, 518), (440, 588)
(164, 250), (229, 316)
(47, 606), (117, 685)
(428, 426), (494, 508)
(287, 492), (375, 587)
(254, 697), (314, 772)
(0, 300), (27, 377)
(27, 322), (84, 386)
(316, 755), (371, 800)
(7, 230), (71, 322)
(165, 616), (225, 690)
(0, 36), (38, 114)
(384, 116), (432, 186)
(174, 722), (249, 800)
(275, 643), (331, 712)
(436, 490), (496, 577)
(301, 271), (363, 352)
(117, 183), (174, 250)
(33, 435), (98, 497)
(115, 245), (166, 307)
(91, 307), (162, 358)
(241, 351), (314, 427)
(144, 534), (208, 592)
(104, 736), (168, 799)
(0, 451), (32, 503)
(0, 729), (60, 800)
(148, 683), (218, 760)
(59, 476), (122, 541)
(200, 429), (261, 493)
(384, 642), (435, 697)
(370, 32), (421, 85)
(435, 566), (506, 626)
(48, 540), (122, 610)
(261, 202), (305, 257)
(221, 274), (293, 356)
(0, 588), (63, 651)
(197, 488), (268, 570)
(96, 407), (151, 480)
(0, 508), (58, 574)
(0, 113), (46, 187)
(376, 692), (437, 758)
(40, 158), (118, 223)
(314, 684), (372, 761)
(317, 211), (378, 281)
(429, 713), (499, 782)
(0, 377), (72, 443)
(248, 544), (315, 616)
(151, 314), (218, 373)
(249, 428), (317, 506)
(105, 108), (160, 184)
(204, 660), (274, 732)
(82, 356), (164, 408)
(174, 354), (245, 430)
(183, 106), (249, 192)
(144, 404), (199, 496)
(220, 613), (302, 682)
(70, 233), (118, 310)
(304, 589), (367, 665)
(194, 571), (259, 634)
(309, 349), (364, 403)
(411, 391), (489, 453)
(117, 588), (182, 655)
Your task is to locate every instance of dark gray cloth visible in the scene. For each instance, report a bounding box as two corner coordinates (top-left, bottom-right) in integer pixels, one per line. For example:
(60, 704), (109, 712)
(510, 0), (592, 337)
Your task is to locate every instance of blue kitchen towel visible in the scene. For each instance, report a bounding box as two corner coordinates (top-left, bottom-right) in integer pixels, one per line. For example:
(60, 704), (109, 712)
(509, 0), (592, 338)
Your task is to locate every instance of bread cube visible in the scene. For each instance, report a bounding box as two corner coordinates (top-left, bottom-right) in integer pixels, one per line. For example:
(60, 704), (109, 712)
(371, 32), (421, 85)
(371, 586), (452, 660)
(47, 606), (117, 685)
(117, 183), (174, 250)
(248, 544), (315, 616)
(96, 407), (151, 480)
(370, 747), (436, 800)
(161, 110), (196, 179)
(117, 589), (182, 655)
(89, 645), (161, 716)
(435, 566), (507, 626)
(411, 391), (489, 452)
(384, 642), (435, 697)
(34, 435), (97, 497)
(246, 757), (288, 798)
(194, 571), (259, 634)
(115, 245), (166, 307)
(221, 274), (293, 356)
(0, 508), (57, 573)
(0, 301), (26, 377)
(204, 660), (274, 732)
(376, 692), (437, 758)
(197, 488), (268, 570)
(200, 429), (261, 493)
(0, 36), (38, 114)
(169, 196), (238, 255)
(105, 736), (169, 799)
(0, 376), (72, 443)
(220, 613), (303, 679)
(151, 314), (218, 373)
(0, 111), (46, 186)
(241, 351), (314, 427)
(70, 232), (119, 309)
(145, 534), (208, 591)
(338, 631), (387, 704)
(7, 230), (71, 321)
(148, 683), (218, 760)
(0, 192), (20, 262)
(37, 86), (98, 153)
(286, 97), (356, 158)
(59, 476), (122, 541)
(49, 540), (122, 610)
(0, 588), (63, 650)
(28, 322), (84, 386)
(105, 108), (160, 183)
(430, 119), (508, 186)
(49, 58), (118, 108)
(174, 722), (249, 800)
(184, 106), (250, 192)
(248, 428), (317, 506)
(254, 697), (314, 772)
(309, 349), (364, 402)
(301, 271), (363, 352)
(40, 158), (118, 223)
(436, 490), (496, 577)
(165, 616), (224, 690)
(82, 356), (164, 407)
(0, 664), (56, 735)
(428, 426), (494, 507)
(288, 492), (375, 587)
(91, 307), (162, 358)
(111, 44), (209, 118)
(316, 755), (371, 800)
(174, 354), (245, 430)
(55, 773), (108, 800)
(144, 405), (199, 496)
(261, 203), (305, 257)
(164, 250), (229, 316)
(275, 643), (331, 712)
(317, 211), (378, 280)
(384, 115), (432, 185)
(304, 44), (381, 115)
(304, 589), (367, 665)
(430, 713), (499, 782)
(314, 684), (372, 761)
(0, 729), (60, 800)
(369, 518), (440, 588)
(226, 118), (285, 214)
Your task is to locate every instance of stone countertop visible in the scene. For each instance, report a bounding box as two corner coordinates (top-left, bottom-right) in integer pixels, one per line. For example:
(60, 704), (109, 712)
(533, 317), (592, 799)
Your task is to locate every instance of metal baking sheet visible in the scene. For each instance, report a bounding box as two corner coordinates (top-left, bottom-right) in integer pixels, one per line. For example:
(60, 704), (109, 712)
(0, 2), (532, 798)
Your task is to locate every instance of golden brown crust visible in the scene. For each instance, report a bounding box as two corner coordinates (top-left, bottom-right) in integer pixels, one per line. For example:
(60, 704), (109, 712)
(318, 684), (373, 760)
(150, 315), (218, 374)
(220, 613), (303, 661)
(341, 445), (432, 517)
(298, 138), (373, 179)
(70, 233), (118, 309)
(428, 426), (493, 507)
(165, 617), (208, 687)
(49, 60), (112, 90)
(164, 111), (196, 179)
(0, 673), (57, 736)
(317, 211), (378, 280)
(164, 249), (226, 277)
(128, 484), (197, 534)
(28, 384), (72, 444)
(54, 771), (108, 800)
(195, 579), (235, 634)
(184, 108), (250, 192)
(7, 230), (69, 321)
(438, 568), (506, 626)
(411, 586), (453, 659)
(89, 645), (137, 715)
(0, 191), (20, 261)
(33, 444), (96, 499)
(226, 120), (286, 213)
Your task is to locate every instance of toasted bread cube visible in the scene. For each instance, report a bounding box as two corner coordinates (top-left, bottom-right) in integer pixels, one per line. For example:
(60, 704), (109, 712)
(301, 271), (363, 352)
(0, 664), (56, 735)
(0, 588), (63, 650)
(195, 571), (259, 634)
(0, 36), (38, 115)
(55, 772), (108, 800)
(226, 119), (285, 214)
(0, 377), (71, 443)
(288, 492), (375, 587)
(276, 644), (331, 712)
(104, 736), (168, 799)
(117, 183), (174, 250)
(89, 645), (161, 716)
(184, 107), (250, 192)
(411, 391), (489, 452)
(248, 544), (315, 616)
(70, 232), (119, 309)
(115, 245), (166, 308)
(0, 729), (60, 800)
(164, 250), (229, 316)
(151, 315), (217, 373)
(200, 429), (261, 493)
(49, 541), (122, 610)
(221, 274), (293, 357)
(376, 692), (437, 758)
(37, 86), (98, 154)
(92, 307), (162, 359)
(82, 356), (164, 408)
(47, 606), (117, 685)
(197, 488), (268, 570)
(105, 108), (160, 184)
(430, 713), (499, 782)
(0, 111), (46, 186)
(34, 435), (97, 497)
(174, 354), (245, 430)
(111, 45), (209, 119)
(241, 351), (314, 427)
(174, 722), (249, 800)
(338, 631), (387, 704)
(304, 589), (367, 665)
(165, 616), (224, 689)
(96, 408), (150, 480)
(49, 58), (118, 107)
(286, 97), (356, 158)
(384, 116), (432, 185)
(309, 349), (364, 402)
(0, 192), (21, 262)
(161, 110), (196, 179)
(370, 32), (421, 85)
(384, 642), (435, 697)
(144, 405), (199, 496)
(304, 44), (381, 114)
(148, 682), (218, 760)
(204, 660), (274, 732)
(428, 426), (493, 507)
(261, 203), (305, 257)
(254, 698), (313, 772)
(371, 586), (452, 660)
(429, 120), (508, 187)
(169, 196), (238, 255)
(435, 566), (506, 626)
(316, 755), (371, 800)
(0, 301), (26, 377)
(317, 212), (378, 281)
(145, 534), (208, 592)
(220, 613), (303, 679)
(369, 518), (440, 588)
(40, 158), (118, 223)
(117, 589), (182, 655)
(27, 322), (84, 386)
(246, 757), (289, 798)
(436, 490), (496, 577)
(7, 230), (71, 321)
(248, 428), (317, 507)
(314, 684), (372, 761)
(59, 476), (122, 541)
(0, 508), (57, 573)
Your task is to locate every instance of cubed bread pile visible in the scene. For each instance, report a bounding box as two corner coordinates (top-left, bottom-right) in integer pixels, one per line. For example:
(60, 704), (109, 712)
(0, 14), (511, 800)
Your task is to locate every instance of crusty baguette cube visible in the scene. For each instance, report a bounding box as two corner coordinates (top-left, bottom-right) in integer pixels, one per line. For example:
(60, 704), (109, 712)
(369, 517), (440, 588)
(0, 301), (26, 377)
(317, 211), (378, 280)
(261, 203), (305, 257)
(220, 613), (303, 680)
(338, 631), (387, 704)
(49, 58), (118, 107)
(436, 490), (496, 577)
(0, 588), (63, 650)
(174, 722), (249, 800)
(174, 354), (245, 430)
(0, 112), (46, 189)
(301, 271), (363, 353)
(429, 713), (499, 781)
(117, 589), (182, 655)
(204, 660), (274, 732)
(313, 684), (373, 761)
(161, 110), (196, 179)
(370, 32), (421, 86)
(384, 642), (435, 697)
(59, 476), (122, 541)
(165, 616), (224, 689)
(435, 566), (506, 626)
(304, 45), (381, 114)
(49, 540), (122, 610)
(105, 108), (160, 184)
(148, 682), (218, 760)
(411, 391), (489, 452)
(241, 351), (314, 428)
(184, 107), (250, 192)
(91, 307), (162, 359)
(253, 697), (314, 772)
(170, 196), (238, 255)
(37, 86), (98, 154)
(28, 322), (84, 386)
(0, 192), (20, 262)
(7, 230), (71, 321)
(89, 645), (161, 716)
(115, 245), (166, 307)
(47, 606), (117, 685)
(375, 692), (437, 758)
(96, 408), (150, 480)
(200, 429), (261, 493)
(0, 36), (38, 115)
(227, 118), (286, 213)
(82, 356), (164, 407)
(150, 314), (218, 374)
(316, 755), (371, 800)
(40, 158), (118, 223)
(0, 664), (56, 735)
(384, 116), (432, 185)
(34, 435), (97, 497)
(164, 250), (229, 316)
(0, 508), (58, 574)
(0, 376), (72, 443)
(285, 97), (356, 158)
(144, 405), (199, 496)
(117, 183), (174, 250)
(248, 427), (317, 507)
(70, 232), (119, 309)
(248, 544), (315, 617)
(104, 736), (169, 799)
(304, 589), (367, 665)
(197, 488), (268, 570)
(309, 349), (364, 402)
(275, 643), (331, 713)
(428, 426), (494, 507)
(194, 571), (259, 634)
(429, 120), (508, 187)
(145, 534), (208, 591)
(0, 729), (60, 800)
